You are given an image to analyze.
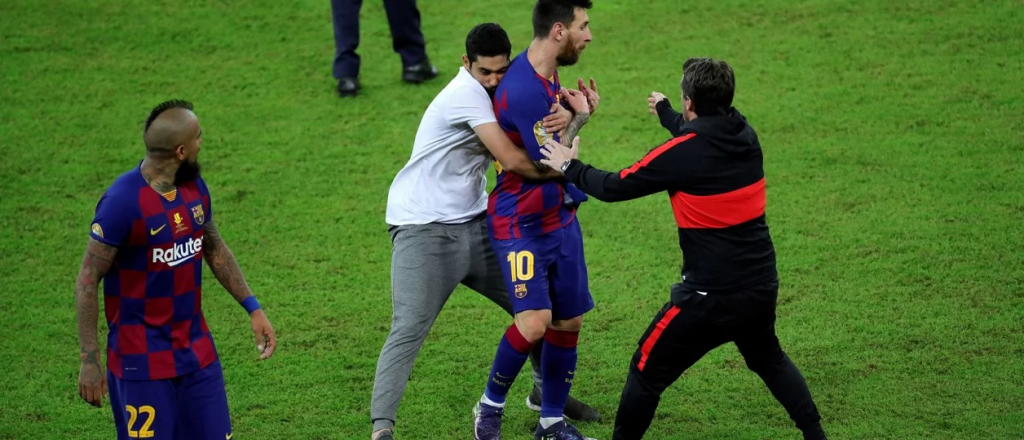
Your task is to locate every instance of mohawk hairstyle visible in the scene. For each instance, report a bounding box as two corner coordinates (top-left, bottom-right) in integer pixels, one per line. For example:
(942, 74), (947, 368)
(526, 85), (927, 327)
(144, 99), (194, 132)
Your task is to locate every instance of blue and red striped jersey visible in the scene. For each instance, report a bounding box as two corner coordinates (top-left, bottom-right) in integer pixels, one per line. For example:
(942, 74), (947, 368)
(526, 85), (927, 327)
(89, 164), (217, 381)
(487, 49), (576, 240)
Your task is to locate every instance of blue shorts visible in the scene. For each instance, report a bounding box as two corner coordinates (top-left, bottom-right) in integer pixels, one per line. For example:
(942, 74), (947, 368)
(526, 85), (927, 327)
(491, 217), (593, 320)
(108, 361), (232, 440)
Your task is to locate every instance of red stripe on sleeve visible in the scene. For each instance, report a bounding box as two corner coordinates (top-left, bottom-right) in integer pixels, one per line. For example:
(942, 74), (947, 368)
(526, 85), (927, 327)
(620, 133), (696, 179)
(670, 177), (766, 229)
(637, 306), (681, 371)
(494, 90), (508, 117)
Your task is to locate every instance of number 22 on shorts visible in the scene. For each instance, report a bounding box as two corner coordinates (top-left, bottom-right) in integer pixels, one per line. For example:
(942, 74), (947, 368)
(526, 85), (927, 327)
(506, 251), (534, 282)
(126, 405), (156, 438)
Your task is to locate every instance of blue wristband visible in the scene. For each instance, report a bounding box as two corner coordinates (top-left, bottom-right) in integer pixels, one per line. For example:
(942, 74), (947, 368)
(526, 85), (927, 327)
(241, 296), (261, 315)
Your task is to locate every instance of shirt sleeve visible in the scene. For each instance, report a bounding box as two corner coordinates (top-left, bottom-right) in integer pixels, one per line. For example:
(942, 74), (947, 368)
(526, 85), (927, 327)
(89, 189), (134, 247)
(655, 99), (687, 138)
(504, 87), (558, 161)
(563, 136), (689, 203)
(445, 83), (498, 129)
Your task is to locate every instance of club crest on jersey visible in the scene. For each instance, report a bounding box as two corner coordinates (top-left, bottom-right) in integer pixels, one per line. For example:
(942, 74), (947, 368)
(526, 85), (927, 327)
(533, 121), (552, 146)
(191, 204), (205, 225)
(514, 283), (528, 298)
(91, 223), (103, 238)
(173, 212), (188, 233)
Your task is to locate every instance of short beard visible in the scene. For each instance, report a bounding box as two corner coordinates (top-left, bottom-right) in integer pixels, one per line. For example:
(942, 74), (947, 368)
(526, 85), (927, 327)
(556, 38), (582, 67)
(174, 160), (201, 185)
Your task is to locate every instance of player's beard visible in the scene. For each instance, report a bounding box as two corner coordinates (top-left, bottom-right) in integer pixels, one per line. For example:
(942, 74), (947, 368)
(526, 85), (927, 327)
(174, 159), (201, 185)
(556, 36), (584, 67)
(486, 86), (497, 98)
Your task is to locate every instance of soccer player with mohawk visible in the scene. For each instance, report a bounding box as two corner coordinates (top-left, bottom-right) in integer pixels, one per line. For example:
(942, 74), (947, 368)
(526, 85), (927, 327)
(74, 99), (277, 440)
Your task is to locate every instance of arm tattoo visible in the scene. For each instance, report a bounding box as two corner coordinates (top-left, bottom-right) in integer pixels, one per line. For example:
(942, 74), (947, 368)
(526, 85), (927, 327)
(75, 238), (117, 367)
(202, 220), (254, 303)
(562, 111), (590, 144)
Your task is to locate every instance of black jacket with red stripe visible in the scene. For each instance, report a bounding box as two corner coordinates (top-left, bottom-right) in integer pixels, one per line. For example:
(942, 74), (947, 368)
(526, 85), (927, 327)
(563, 103), (777, 292)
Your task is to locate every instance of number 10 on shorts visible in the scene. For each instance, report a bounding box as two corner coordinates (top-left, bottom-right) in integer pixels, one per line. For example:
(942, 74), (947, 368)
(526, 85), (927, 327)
(506, 251), (534, 282)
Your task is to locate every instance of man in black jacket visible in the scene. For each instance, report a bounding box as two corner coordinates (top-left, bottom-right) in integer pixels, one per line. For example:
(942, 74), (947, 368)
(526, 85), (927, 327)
(539, 58), (828, 440)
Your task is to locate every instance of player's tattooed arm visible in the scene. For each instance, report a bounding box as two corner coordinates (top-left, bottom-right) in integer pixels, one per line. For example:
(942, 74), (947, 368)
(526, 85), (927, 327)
(203, 219), (278, 360)
(558, 87), (591, 142)
(202, 219), (254, 303)
(75, 238), (116, 407)
(562, 111), (589, 145)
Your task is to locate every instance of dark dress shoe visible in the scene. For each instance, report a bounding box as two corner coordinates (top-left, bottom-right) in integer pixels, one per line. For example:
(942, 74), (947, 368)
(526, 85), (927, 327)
(402, 61), (438, 84)
(337, 77), (359, 97)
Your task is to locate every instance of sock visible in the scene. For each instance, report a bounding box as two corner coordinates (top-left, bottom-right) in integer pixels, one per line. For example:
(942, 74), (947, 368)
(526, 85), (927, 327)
(540, 417), (563, 429)
(372, 419), (394, 433)
(540, 328), (579, 420)
(482, 323), (535, 405)
(480, 393), (505, 408)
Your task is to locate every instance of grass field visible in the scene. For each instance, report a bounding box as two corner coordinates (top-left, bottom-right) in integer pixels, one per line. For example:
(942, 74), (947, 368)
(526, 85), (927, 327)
(2, 0), (1023, 438)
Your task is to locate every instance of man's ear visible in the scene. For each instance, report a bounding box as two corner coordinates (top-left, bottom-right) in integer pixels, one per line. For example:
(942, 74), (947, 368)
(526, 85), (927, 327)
(463, 54), (470, 70)
(175, 145), (186, 161)
(551, 23), (565, 41)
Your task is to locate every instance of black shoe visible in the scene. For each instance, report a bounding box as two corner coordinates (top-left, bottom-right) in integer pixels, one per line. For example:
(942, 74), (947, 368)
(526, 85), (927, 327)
(402, 61), (438, 84)
(337, 77), (359, 97)
(534, 420), (595, 440)
(527, 385), (601, 422)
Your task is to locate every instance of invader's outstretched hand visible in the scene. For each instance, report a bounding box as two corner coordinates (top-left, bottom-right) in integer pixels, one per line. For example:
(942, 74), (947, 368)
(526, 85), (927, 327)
(539, 136), (580, 173)
(648, 91), (667, 115)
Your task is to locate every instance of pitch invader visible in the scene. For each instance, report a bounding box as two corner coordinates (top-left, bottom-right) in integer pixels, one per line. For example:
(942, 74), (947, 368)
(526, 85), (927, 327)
(74, 100), (277, 440)
(473, 1), (600, 440)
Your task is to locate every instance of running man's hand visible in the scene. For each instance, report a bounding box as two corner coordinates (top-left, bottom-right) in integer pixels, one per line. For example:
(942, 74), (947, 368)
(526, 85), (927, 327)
(648, 91), (667, 115)
(250, 310), (277, 360)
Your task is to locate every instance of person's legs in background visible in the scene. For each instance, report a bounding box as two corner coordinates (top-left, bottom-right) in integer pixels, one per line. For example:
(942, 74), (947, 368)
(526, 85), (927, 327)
(330, 0), (363, 97)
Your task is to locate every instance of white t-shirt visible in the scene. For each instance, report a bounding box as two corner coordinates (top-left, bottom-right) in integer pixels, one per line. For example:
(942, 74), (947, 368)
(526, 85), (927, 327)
(386, 67), (497, 225)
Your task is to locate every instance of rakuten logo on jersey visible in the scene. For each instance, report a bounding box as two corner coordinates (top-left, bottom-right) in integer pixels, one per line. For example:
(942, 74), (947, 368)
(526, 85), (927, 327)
(152, 236), (203, 267)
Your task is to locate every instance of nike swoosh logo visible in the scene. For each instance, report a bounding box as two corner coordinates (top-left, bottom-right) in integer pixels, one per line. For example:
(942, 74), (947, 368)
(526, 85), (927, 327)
(226, 434), (233, 440)
(150, 224), (166, 235)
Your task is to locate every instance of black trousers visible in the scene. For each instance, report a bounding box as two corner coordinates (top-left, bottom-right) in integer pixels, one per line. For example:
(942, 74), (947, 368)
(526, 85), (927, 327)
(330, 0), (427, 79)
(612, 281), (827, 440)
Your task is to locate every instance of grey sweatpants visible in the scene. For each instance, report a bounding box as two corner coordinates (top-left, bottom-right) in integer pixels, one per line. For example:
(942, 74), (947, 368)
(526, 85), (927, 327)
(371, 215), (543, 432)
